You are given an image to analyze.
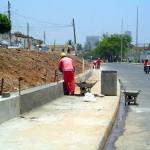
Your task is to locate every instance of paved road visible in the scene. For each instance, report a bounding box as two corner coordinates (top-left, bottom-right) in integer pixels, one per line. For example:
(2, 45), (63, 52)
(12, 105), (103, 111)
(103, 63), (150, 150)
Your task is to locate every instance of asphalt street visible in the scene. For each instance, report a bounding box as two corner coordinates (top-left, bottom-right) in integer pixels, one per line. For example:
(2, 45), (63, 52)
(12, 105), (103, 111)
(103, 63), (150, 150)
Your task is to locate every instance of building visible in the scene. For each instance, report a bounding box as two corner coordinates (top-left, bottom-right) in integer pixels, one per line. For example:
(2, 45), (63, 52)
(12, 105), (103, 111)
(136, 43), (150, 62)
(0, 32), (34, 49)
(124, 31), (131, 37)
(48, 44), (73, 54)
(127, 43), (150, 62)
(85, 36), (99, 49)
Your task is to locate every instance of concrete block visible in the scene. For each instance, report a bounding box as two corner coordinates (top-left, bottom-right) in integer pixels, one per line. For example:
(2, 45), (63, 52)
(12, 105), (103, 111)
(0, 96), (20, 124)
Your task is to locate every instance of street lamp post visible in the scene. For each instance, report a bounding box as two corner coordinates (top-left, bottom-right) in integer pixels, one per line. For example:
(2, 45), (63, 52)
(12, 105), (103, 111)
(73, 18), (77, 55)
(54, 40), (56, 51)
(121, 35), (123, 62)
(121, 20), (123, 63)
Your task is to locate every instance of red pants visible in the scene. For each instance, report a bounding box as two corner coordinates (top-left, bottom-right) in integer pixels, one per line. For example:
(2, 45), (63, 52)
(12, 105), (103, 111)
(63, 71), (75, 94)
(97, 64), (101, 69)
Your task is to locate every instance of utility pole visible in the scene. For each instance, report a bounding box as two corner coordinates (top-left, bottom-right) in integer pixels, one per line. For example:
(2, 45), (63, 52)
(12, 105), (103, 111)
(121, 19), (123, 63)
(72, 18), (76, 45)
(27, 22), (30, 49)
(73, 18), (77, 55)
(136, 6), (139, 62)
(8, 1), (11, 43)
(44, 31), (45, 44)
(54, 40), (56, 51)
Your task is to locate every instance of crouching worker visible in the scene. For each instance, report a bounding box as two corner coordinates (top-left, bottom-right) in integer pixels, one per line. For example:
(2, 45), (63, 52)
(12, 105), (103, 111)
(58, 52), (75, 96)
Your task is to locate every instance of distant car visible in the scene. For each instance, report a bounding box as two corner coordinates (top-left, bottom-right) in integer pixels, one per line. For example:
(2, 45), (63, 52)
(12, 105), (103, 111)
(8, 43), (23, 49)
(35, 44), (49, 51)
(0, 40), (9, 48)
(85, 59), (91, 62)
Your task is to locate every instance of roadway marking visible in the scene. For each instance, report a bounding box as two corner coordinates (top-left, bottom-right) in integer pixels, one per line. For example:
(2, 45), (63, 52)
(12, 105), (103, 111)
(130, 107), (150, 113)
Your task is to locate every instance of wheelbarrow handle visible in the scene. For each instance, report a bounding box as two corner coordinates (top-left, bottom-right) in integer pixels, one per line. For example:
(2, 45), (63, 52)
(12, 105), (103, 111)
(138, 90), (141, 94)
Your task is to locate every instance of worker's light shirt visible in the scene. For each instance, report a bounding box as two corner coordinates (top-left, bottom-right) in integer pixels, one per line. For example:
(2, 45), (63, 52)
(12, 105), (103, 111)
(59, 57), (75, 71)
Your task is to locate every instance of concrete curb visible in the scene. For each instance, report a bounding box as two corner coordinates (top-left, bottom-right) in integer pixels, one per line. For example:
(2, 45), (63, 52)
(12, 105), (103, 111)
(0, 69), (92, 124)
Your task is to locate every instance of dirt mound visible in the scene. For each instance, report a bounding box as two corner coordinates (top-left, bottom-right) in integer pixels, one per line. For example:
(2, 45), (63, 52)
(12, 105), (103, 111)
(0, 48), (90, 92)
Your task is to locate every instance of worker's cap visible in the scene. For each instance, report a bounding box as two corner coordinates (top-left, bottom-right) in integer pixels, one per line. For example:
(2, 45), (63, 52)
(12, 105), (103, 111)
(60, 52), (66, 58)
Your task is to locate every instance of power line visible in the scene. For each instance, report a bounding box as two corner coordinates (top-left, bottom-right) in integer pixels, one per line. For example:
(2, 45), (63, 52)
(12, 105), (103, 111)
(11, 11), (72, 27)
(2, 2), (74, 45)
(11, 11), (72, 34)
(13, 25), (72, 29)
(0, 5), (8, 10)
(12, 25), (72, 32)
(30, 30), (49, 44)
(8, 1), (11, 43)
(30, 30), (42, 39)
(0, 11), (7, 13)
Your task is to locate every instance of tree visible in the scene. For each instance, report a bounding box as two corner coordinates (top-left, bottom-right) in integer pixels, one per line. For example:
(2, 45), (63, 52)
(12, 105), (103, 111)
(76, 43), (83, 56)
(93, 34), (132, 62)
(76, 43), (83, 52)
(37, 40), (43, 45)
(14, 31), (23, 35)
(0, 13), (11, 34)
(66, 40), (74, 46)
(66, 40), (75, 52)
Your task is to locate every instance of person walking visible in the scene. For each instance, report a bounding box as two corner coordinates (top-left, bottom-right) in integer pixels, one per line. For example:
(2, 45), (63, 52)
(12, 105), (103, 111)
(93, 60), (97, 69)
(58, 52), (75, 95)
(96, 58), (101, 69)
(144, 58), (150, 72)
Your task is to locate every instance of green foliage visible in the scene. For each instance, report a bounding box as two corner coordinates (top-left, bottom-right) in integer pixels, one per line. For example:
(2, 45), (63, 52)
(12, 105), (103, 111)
(66, 40), (75, 51)
(0, 13), (11, 34)
(14, 31), (23, 35)
(37, 40), (43, 45)
(66, 40), (74, 46)
(77, 43), (82, 51)
(91, 34), (132, 62)
(33, 39), (43, 46)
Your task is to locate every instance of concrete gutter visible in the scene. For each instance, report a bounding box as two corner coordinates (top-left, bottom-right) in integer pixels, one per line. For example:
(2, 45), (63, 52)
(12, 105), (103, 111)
(0, 69), (92, 124)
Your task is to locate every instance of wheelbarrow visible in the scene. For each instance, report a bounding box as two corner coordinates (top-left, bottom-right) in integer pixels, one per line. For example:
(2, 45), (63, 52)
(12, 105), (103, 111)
(121, 90), (141, 106)
(76, 81), (97, 95)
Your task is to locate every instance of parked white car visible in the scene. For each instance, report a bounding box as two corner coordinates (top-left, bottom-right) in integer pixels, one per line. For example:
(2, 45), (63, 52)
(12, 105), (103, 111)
(0, 40), (9, 48)
(8, 43), (23, 49)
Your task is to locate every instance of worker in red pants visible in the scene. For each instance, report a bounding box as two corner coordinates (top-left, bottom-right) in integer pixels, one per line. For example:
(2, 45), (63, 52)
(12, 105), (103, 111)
(93, 60), (97, 69)
(96, 58), (101, 69)
(58, 52), (75, 95)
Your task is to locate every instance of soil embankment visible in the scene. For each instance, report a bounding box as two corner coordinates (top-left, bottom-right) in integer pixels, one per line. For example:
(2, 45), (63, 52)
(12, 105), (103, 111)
(0, 48), (90, 92)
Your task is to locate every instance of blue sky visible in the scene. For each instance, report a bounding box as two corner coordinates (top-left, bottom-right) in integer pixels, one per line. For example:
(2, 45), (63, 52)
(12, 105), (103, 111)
(1, 0), (150, 45)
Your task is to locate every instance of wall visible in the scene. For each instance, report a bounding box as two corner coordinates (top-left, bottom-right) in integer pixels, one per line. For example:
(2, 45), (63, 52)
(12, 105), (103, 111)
(0, 70), (92, 124)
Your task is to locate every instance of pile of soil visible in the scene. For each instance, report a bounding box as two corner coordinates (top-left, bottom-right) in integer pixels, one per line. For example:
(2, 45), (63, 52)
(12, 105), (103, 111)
(0, 48), (90, 93)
